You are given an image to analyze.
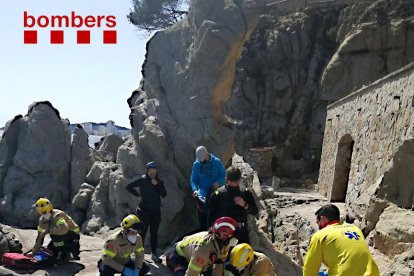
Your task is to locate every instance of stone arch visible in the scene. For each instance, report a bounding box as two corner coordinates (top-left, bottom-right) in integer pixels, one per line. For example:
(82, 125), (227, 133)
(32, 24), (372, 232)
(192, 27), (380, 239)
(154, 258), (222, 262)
(331, 134), (354, 202)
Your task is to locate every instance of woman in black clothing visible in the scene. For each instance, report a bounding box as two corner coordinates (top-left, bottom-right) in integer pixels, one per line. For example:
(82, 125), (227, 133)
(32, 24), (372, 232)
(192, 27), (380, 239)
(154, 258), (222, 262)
(126, 161), (167, 263)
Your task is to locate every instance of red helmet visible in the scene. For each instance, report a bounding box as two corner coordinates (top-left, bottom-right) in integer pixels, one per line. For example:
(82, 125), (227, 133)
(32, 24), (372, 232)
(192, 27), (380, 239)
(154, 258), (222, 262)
(210, 217), (239, 240)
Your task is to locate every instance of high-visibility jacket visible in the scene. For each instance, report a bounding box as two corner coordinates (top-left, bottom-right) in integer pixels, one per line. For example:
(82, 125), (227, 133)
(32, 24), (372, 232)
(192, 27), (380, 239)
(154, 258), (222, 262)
(176, 231), (230, 276)
(101, 229), (145, 272)
(241, 252), (276, 276)
(34, 209), (80, 252)
(303, 222), (380, 276)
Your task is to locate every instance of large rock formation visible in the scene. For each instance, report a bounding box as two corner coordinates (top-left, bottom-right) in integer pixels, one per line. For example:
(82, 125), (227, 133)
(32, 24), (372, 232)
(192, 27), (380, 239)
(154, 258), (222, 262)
(0, 102), (71, 226)
(71, 125), (92, 197)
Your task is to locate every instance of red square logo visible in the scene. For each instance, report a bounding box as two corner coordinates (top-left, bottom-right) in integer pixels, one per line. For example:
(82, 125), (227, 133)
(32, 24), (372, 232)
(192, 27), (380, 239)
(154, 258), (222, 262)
(50, 30), (64, 44)
(103, 30), (117, 44)
(24, 30), (37, 44)
(77, 30), (90, 44)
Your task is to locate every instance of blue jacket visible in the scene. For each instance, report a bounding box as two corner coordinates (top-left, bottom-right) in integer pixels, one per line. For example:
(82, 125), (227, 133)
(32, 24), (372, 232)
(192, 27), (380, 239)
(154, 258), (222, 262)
(190, 154), (225, 198)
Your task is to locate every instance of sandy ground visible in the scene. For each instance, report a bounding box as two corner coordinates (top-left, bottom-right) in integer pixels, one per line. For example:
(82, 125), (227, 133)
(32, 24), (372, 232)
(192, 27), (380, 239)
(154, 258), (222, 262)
(1, 227), (172, 275)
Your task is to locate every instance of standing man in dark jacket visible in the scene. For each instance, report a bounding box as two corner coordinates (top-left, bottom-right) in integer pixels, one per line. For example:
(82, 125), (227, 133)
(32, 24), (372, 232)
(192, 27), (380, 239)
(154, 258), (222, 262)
(208, 166), (258, 243)
(126, 161), (167, 263)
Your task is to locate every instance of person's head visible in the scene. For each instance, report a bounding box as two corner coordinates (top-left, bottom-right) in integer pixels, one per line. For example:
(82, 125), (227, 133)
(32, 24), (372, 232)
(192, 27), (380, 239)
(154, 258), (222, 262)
(35, 198), (53, 220)
(210, 217), (239, 246)
(230, 243), (254, 270)
(315, 204), (340, 230)
(146, 161), (158, 178)
(226, 166), (242, 189)
(121, 214), (144, 244)
(195, 146), (209, 163)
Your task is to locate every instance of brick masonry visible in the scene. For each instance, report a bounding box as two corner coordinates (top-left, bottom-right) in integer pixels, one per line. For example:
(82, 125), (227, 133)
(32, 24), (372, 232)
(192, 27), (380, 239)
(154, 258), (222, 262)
(318, 63), (414, 203)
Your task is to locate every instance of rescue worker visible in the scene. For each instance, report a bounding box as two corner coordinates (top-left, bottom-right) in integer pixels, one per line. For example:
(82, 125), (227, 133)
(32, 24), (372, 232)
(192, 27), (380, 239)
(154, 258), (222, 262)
(303, 204), (380, 276)
(32, 197), (80, 264)
(191, 146), (226, 230)
(224, 243), (276, 276)
(126, 161), (167, 263)
(98, 214), (150, 276)
(208, 166), (258, 243)
(166, 217), (239, 276)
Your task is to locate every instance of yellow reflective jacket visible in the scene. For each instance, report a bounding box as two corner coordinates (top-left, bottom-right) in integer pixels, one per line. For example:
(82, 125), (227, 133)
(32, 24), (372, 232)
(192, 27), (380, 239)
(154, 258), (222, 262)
(34, 209), (80, 252)
(242, 252), (276, 276)
(101, 230), (144, 272)
(176, 231), (230, 276)
(303, 222), (380, 276)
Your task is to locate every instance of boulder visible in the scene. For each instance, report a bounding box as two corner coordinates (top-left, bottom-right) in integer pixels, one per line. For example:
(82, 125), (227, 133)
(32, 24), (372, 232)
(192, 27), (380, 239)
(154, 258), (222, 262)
(71, 125), (92, 197)
(371, 204), (414, 257)
(97, 134), (124, 162)
(86, 161), (113, 186)
(0, 101), (71, 227)
(0, 224), (23, 259)
(383, 246), (414, 276)
(72, 183), (95, 210)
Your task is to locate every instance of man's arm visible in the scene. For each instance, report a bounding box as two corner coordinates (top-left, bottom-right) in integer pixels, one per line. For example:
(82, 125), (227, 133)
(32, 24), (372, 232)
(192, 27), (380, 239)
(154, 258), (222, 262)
(126, 178), (142, 197)
(134, 235), (145, 269)
(303, 234), (323, 276)
(190, 163), (199, 193)
(102, 240), (123, 272)
(216, 160), (226, 186)
(49, 214), (69, 236)
(186, 246), (209, 276)
(33, 220), (49, 253)
(244, 191), (258, 216)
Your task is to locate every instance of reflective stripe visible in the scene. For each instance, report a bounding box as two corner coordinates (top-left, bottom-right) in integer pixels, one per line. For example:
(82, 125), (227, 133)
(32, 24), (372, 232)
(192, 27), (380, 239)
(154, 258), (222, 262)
(188, 261), (203, 272)
(238, 249), (250, 266)
(121, 253), (130, 258)
(37, 226), (45, 233)
(176, 244), (184, 257)
(214, 222), (235, 230)
(73, 227), (80, 233)
(53, 241), (65, 247)
(103, 249), (116, 257)
(56, 218), (65, 226)
(135, 247), (144, 254)
(215, 190), (219, 195)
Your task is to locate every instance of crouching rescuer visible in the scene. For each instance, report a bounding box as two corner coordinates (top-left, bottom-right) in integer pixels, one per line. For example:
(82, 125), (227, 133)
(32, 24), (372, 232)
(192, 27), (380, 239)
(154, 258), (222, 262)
(166, 216), (239, 276)
(98, 214), (150, 276)
(32, 198), (80, 263)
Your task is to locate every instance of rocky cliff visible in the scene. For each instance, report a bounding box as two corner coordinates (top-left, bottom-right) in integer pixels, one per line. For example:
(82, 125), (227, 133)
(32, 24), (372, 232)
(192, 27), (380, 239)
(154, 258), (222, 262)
(1, 0), (414, 274)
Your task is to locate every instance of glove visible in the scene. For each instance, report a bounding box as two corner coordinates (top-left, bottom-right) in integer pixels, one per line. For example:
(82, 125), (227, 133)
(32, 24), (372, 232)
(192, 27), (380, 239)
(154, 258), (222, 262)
(318, 272), (328, 276)
(123, 266), (139, 276)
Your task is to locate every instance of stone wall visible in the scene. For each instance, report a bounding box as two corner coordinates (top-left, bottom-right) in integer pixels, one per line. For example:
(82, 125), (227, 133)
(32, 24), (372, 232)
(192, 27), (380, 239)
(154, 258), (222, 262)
(243, 147), (278, 178)
(318, 63), (414, 204)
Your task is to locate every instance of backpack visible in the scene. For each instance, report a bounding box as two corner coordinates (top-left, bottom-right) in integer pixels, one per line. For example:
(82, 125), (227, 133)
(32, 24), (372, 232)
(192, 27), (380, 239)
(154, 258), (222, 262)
(2, 248), (54, 269)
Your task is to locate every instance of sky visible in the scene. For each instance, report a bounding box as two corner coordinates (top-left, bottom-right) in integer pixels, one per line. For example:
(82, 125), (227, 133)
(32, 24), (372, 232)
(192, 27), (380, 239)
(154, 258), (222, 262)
(0, 0), (150, 129)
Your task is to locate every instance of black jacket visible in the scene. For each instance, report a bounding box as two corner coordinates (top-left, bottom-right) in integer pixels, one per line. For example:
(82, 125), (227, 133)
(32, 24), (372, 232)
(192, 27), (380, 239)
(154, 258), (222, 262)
(207, 185), (258, 227)
(126, 174), (167, 211)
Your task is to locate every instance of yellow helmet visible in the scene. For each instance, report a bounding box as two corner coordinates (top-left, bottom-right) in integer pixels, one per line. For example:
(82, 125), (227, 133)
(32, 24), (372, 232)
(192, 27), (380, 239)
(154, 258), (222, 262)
(121, 214), (143, 231)
(230, 243), (254, 268)
(35, 198), (53, 214)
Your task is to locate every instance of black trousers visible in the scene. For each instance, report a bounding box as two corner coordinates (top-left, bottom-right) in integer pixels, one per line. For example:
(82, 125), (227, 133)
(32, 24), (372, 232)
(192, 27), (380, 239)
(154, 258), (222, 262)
(137, 208), (161, 253)
(48, 231), (79, 261)
(196, 199), (208, 231)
